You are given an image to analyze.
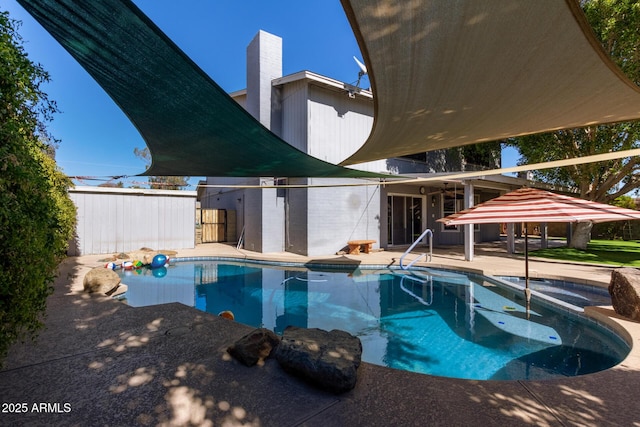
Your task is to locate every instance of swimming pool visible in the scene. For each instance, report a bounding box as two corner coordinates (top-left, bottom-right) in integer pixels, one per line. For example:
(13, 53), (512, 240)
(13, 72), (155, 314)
(117, 259), (629, 381)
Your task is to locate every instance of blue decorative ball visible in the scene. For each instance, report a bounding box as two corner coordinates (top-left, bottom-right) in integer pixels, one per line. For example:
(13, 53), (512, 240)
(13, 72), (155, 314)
(151, 254), (168, 269)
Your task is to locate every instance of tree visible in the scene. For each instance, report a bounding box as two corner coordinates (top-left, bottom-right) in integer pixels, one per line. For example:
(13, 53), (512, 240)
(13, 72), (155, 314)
(0, 11), (76, 365)
(593, 195), (638, 240)
(417, 141), (502, 172)
(507, 0), (640, 249)
(133, 147), (189, 190)
(98, 181), (124, 188)
(613, 194), (637, 210)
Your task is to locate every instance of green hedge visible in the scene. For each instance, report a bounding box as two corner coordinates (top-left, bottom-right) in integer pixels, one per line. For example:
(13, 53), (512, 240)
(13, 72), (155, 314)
(0, 11), (76, 365)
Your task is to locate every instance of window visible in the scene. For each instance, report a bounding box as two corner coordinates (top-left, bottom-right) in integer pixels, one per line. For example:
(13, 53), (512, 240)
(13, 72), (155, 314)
(442, 193), (463, 231)
(441, 193), (480, 231)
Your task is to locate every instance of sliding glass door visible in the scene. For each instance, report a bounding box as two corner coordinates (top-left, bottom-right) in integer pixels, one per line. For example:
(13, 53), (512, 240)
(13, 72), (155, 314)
(387, 195), (423, 246)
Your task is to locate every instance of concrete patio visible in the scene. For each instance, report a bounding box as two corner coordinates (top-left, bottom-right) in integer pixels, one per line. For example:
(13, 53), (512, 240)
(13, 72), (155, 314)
(1, 242), (639, 426)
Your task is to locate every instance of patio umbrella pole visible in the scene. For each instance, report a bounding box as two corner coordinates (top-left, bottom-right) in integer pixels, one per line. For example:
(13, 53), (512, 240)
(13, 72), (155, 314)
(524, 224), (531, 319)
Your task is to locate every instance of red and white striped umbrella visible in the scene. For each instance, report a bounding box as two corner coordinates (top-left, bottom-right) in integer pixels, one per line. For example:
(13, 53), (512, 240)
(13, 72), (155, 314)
(438, 187), (640, 226)
(437, 187), (640, 316)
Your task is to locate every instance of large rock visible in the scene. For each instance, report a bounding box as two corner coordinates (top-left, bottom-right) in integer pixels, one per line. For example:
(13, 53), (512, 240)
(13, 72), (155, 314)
(275, 326), (362, 394)
(111, 283), (128, 298)
(609, 268), (640, 321)
(227, 328), (281, 367)
(83, 267), (121, 295)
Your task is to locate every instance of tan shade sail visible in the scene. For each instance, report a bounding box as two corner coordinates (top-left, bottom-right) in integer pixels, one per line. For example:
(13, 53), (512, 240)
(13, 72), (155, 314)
(340, 0), (640, 165)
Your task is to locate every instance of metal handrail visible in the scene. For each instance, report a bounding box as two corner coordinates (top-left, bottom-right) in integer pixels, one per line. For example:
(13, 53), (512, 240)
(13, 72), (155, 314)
(399, 273), (433, 306)
(236, 226), (245, 250)
(399, 229), (433, 270)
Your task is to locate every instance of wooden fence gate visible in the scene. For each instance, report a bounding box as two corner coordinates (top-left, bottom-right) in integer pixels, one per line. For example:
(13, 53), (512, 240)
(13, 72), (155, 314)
(199, 209), (236, 243)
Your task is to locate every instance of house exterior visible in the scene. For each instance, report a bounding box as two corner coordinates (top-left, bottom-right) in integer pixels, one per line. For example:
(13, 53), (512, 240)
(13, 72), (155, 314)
(199, 30), (528, 256)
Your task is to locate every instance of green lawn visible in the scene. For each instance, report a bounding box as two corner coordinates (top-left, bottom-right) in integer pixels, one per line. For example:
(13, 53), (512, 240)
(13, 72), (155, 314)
(530, 239), (640, 267)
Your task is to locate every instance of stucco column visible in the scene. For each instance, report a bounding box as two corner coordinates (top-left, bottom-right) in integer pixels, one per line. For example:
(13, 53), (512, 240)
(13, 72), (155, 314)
(464, 182), (474, 261)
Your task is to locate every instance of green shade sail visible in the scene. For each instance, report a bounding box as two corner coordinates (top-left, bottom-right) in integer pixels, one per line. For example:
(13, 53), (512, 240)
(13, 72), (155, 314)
(17, 0), (385, 178)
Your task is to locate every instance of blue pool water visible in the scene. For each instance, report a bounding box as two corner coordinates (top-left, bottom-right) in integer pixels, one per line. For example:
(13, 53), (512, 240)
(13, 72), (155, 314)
(497, 276), (611, 308)
(117, 260), (629, 381)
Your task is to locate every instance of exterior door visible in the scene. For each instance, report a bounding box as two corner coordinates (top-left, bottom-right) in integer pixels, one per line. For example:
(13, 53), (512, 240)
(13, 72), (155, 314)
(387, 195), (423, 246)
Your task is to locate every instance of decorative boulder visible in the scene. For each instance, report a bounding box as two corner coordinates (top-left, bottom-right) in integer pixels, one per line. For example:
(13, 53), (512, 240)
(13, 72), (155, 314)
(110, 283), (128, 298)
(609, 268), (640, 321)
(83, 267), (121, 295)
(227, 328), (281, 367)
(275, 326), (362, 394)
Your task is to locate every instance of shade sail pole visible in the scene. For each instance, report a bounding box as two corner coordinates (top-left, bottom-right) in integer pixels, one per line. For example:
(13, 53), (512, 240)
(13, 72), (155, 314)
(524, 223), (531, 319)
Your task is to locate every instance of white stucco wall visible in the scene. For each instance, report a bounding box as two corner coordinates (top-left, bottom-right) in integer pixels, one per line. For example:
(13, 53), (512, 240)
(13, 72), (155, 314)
(305, 179), (381, 256)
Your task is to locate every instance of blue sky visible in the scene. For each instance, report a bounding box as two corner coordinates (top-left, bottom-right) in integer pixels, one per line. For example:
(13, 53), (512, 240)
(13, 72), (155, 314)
(5, 1), (519, 189)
